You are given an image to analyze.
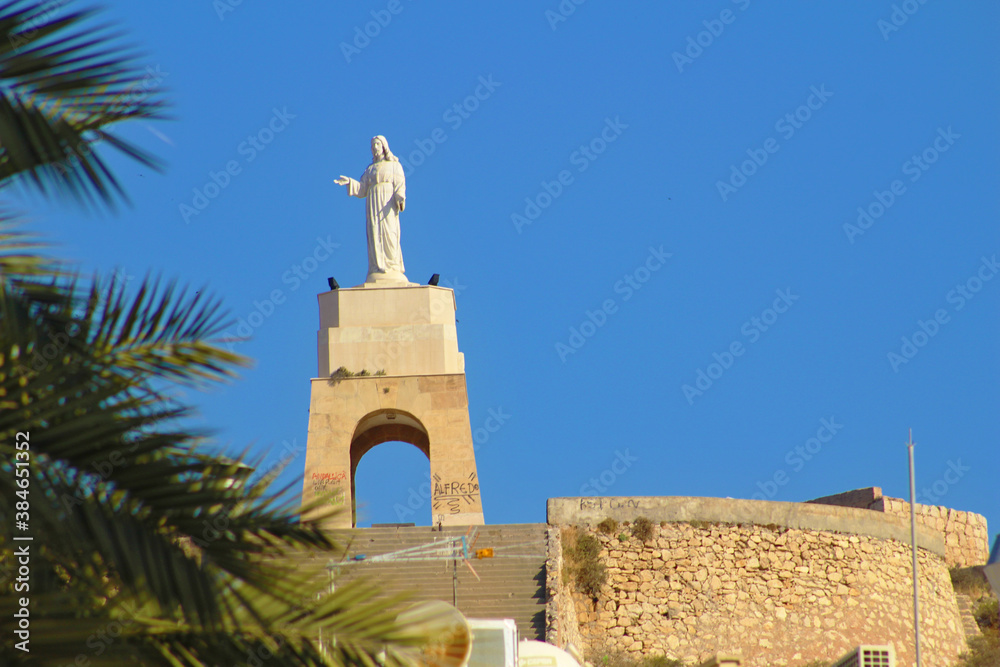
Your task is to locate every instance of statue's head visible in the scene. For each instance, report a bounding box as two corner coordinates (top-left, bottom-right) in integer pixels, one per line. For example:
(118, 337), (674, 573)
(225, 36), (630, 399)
(370, 135), (398, 163)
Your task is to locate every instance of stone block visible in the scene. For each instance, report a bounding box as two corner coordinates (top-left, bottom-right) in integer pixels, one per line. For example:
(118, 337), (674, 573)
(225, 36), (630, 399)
(303, 285), (482, 528)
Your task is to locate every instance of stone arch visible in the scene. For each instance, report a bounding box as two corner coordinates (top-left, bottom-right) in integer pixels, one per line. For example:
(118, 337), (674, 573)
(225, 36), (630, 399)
(303, 284), (484, 528)
(349, 409), (429, 526)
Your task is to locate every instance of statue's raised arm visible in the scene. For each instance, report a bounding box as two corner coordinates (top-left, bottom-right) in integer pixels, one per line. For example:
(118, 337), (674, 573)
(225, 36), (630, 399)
(335, 135), (408, 284)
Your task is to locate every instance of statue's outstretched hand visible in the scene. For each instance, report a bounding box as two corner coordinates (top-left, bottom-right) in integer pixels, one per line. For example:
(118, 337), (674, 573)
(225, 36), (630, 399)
(334, 175), (350, 186)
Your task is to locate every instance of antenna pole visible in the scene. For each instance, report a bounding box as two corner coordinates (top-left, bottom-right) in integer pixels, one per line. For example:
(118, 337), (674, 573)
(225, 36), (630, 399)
(908, 429), (921, 667)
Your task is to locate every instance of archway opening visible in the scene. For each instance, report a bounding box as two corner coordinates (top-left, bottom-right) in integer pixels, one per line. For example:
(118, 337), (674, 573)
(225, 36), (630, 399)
(353, 441), (431, 527)
(349, 409), (431, 527)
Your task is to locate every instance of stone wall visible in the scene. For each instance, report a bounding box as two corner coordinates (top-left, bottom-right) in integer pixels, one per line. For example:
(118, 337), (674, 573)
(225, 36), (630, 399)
(808, 487), (989, 567)
(876, 497), (989, 568)
(546, 525), (587, 653)
(547, 497), (968, 667)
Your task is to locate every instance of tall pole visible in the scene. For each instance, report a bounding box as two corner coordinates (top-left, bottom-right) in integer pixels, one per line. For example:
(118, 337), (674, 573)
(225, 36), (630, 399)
(907, 429), (921, 667)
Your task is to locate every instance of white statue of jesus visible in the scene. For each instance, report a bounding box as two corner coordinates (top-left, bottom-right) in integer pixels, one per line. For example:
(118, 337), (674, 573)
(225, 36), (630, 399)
(334, 135), (407, 284)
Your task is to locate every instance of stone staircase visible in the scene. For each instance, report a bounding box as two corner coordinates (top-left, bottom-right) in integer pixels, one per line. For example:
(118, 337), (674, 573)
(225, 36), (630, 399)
(289, 523), (548, 640)
(955, 593), (981, 639)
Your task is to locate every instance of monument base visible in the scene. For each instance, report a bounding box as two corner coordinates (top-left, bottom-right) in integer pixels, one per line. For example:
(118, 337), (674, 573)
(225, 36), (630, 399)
(304, 283), (483, 528)
(317, 284), (464, 378)
(303, 374), (485, 529)
(361, 269), (415, 287)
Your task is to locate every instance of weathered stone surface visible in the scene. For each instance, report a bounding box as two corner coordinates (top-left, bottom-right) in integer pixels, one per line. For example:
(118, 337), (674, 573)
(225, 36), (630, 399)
(550, 518), (966, 667)
(304, 285), (483, 528)
(809, 487), (989, 567)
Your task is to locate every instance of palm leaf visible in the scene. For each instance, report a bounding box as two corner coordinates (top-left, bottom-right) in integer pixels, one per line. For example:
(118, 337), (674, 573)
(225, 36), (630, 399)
(0, 0), (166, 208)
(0, 6), (436, 664)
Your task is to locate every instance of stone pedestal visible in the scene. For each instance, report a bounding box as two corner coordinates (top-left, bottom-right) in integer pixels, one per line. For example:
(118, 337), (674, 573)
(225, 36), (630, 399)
(302, 284), (484, 528)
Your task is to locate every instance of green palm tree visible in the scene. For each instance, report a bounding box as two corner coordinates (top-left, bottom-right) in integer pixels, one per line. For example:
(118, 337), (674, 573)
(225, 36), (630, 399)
(0, 3), (427, 664)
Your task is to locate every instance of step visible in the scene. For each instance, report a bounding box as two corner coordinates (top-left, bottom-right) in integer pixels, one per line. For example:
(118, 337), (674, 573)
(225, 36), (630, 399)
(955, 593), (981, 639)
(281, 523), (548, 640)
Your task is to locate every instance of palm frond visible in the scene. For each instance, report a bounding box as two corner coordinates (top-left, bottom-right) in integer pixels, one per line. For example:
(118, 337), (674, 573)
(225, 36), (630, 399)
(78, 273), (247, 386)
(0, 0), (167, 208)
(0, 7), (435, 662)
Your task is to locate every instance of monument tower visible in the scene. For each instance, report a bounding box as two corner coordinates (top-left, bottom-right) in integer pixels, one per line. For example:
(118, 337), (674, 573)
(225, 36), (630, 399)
(301, 136), (484, 528)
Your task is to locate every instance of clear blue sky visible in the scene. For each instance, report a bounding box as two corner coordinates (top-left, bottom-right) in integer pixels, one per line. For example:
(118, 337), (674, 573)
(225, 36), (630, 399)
(22, 2), (999, 537)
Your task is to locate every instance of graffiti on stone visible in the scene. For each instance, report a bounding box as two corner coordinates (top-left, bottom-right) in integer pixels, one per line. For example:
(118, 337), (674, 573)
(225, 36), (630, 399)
(579, 497), (641, 511)
(432, 471), (480, 515)
(312, 470), (348, 506)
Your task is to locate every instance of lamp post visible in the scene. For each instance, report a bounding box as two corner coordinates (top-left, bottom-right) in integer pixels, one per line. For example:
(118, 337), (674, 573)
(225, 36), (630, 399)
(907, 429), (921, 667)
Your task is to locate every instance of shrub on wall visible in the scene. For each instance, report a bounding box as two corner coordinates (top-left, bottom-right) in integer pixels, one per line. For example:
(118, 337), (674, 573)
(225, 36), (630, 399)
(590, 650), (685, 667)
(575, 533), (606, 599)
(951, 566), (990, 596)
(631, 517), (654, 542)
(564, 530), (607, 600)
(957, 632), (999, 667)
(975, 597), (998, 631)
(951, 565), (999, 667)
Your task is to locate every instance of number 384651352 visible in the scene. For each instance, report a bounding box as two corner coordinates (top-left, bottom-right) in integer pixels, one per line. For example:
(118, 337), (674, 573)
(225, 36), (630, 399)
(14, 432), (30, 511)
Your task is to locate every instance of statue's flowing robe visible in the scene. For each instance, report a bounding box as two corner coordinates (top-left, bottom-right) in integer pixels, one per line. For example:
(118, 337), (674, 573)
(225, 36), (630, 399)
(345, 159), (406, 276)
